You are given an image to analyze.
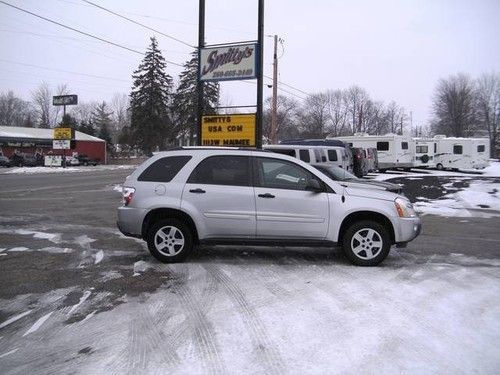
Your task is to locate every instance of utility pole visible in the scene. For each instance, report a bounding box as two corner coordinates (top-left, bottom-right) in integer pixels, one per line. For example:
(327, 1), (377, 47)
(255, 0), (264, 149)
(196, 0), (205, 146)
(270, 34), (278, 144)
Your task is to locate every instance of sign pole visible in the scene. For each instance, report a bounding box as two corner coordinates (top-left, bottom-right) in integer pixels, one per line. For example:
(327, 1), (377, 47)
(197, 0), (205, 146)
(256, 0), (264, 149)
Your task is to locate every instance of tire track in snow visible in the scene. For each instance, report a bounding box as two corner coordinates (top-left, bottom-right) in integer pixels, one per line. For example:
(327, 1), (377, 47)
(173, 279), (226, 375)
(203, 264), (285, 375)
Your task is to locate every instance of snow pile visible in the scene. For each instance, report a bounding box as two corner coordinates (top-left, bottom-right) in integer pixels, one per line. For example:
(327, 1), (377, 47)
(414, 180), (500, 217)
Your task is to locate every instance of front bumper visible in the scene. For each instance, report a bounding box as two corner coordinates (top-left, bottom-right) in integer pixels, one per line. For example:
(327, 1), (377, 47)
(395, 216), (422, 245)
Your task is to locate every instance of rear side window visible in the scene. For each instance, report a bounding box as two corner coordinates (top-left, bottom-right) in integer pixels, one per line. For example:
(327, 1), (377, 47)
(328, 150), (338, 161)
(313, 149), (322, 163)
(401, 142), (408, 150)
(377, 142), (389, 151)
(477, 145), (485, 152)
(187, 155), (250, 187)
(416, 145), (428, 153)
(299, 149), (310, 162)
(434, 143), (437, 153)
(453, 145), (463, 154)
(138, 156), (192, 182)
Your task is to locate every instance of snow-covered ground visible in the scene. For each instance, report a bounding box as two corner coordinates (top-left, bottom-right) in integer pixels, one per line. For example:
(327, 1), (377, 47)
(368, 161), (500, 218)
(0, 238), (498, 374)
(0, 165), (135, 174)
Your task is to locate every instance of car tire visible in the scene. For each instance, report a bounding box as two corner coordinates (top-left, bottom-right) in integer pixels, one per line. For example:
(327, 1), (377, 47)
(342, 220), (391, 266)
(147, 219), (193, 263)
(84, 162), (89, 166)
(436, 163), (443, 170)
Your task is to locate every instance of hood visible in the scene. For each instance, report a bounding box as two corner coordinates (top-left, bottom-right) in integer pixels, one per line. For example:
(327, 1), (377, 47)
(343, 185), (401, 201)
(341, 180), (402, 193)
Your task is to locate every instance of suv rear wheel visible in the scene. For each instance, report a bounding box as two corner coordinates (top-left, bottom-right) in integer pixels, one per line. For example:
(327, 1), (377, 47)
(147, 219), (193, 263)
(342, 220), (391, 266)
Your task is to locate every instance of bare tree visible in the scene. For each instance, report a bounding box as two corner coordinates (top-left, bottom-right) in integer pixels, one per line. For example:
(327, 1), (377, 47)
(31, 82), (52, 128)
(263, 95), (300, 142)
(298, 93), (330, 138)
(476, 73), (500, 157)
(0, 91), (35, 127)
(431, 73), (477, 137)
(324, 89), (348, 137)
(110, 93), (130, 142)
(344, 86), (370, 134)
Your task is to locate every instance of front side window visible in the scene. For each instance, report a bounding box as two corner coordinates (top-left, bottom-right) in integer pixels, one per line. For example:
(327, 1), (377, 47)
(453, 145), (463, 154)
(328, 150), (338, 161)
(255, 158), (321, 191)
(401, 142), (408, 150)
(187, 156), (250, 187)
(299, 149), (310, 162)
(377, 142), (389, 151)
(138, 155), (192, 182)
(477, 145), (485, 153)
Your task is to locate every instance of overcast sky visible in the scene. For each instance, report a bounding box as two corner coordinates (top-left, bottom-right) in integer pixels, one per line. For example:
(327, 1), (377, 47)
(1, 0), (499, 129)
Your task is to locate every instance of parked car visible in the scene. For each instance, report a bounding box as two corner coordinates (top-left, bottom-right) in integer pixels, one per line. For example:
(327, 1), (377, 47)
(351, 147), (368, 177)
(77, 154), (100, 166)
(365, 147), (378, 172)
(0, 155), (11, 167)
(311, 163), (403, 194)
(9, 153), (42, 167)
(117, 147), (421, 266)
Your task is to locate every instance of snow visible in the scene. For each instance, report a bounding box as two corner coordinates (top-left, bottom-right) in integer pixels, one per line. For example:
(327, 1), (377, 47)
(0, 310), (32, 329)
(0, 349), (18, 359)
(1, 165), (135, 175)
(22, 312), (53, 337)
(94, 250), (104, 264)
(67, 291), (92, 315)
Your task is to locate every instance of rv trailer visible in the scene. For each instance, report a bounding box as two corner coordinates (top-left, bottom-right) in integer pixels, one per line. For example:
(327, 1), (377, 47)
(414, 138), (436, 168)
(433, 136), (490, 170)
(332, 133), (415, 170)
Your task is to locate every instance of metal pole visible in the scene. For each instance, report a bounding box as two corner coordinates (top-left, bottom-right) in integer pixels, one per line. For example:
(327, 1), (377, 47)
(270, 34), (278, 144)
(256, 0), (264, 149)
(196, 0), (205, 146)
(62, 104), (66, 168)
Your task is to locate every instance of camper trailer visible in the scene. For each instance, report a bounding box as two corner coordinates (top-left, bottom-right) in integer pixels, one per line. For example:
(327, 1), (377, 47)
(333, 133), (415, 170)
(433, 136), (490, 170)
(414, 138), (436, 168)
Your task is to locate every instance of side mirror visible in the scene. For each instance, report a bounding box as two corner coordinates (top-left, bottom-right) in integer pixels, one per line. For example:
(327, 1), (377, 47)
(305, 179), (323, 193)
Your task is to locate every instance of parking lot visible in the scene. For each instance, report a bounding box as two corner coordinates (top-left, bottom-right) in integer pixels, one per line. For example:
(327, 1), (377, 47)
(1, 167), (499, 374)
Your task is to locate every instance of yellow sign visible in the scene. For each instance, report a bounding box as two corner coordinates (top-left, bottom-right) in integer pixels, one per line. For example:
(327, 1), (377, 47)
(201, 114), (256, 147)
(53, 127), (73, 140)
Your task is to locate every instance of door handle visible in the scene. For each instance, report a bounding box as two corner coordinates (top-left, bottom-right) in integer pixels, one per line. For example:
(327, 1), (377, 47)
(189, 188), (206, 194)
(258, 193), (275, 198)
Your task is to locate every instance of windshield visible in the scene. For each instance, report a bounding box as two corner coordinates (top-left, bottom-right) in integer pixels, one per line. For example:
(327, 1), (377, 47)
(313, 165), (358, 181)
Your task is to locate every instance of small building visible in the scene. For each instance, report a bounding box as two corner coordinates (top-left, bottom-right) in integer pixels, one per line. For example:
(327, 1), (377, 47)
(0, 126), (106, 164)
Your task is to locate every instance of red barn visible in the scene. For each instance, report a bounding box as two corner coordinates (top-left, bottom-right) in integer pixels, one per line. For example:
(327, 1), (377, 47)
(0, 126), (106, 163)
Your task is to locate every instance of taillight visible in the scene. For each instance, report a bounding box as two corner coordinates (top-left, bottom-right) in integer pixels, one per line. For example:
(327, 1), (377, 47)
(122, 187), (135, 206)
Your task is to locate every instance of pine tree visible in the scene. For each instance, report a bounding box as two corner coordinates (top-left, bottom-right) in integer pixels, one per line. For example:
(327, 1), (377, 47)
(130, 37), (174, 154)
(92, 101), (114, 154)
(172, 51), (220, 144)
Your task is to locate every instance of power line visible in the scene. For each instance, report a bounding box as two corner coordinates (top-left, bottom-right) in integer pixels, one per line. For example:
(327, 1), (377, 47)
(0, 58), (130, 83)
(0, 0), (184, 67)
(81, 0), (194, 49)
(263, 74), (310, 96)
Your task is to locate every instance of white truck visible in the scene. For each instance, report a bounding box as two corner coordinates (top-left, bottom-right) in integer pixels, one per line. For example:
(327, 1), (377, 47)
(333, 133), (415, 171)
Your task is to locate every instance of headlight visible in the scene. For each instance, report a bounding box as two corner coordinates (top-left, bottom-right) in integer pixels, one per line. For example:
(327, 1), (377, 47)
(394, 197), (417, 218)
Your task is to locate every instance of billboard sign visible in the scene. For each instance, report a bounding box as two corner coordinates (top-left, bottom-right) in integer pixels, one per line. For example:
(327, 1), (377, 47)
(199, 43), (257, 82)
(53, 127), (73, 140)
(53, 140), (70, 149)
(53, 95), (78, 106)
(201, 114), (256, 147)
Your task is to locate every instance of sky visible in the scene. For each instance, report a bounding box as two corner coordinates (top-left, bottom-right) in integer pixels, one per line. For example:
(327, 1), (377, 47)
(0, 0), (499, 129)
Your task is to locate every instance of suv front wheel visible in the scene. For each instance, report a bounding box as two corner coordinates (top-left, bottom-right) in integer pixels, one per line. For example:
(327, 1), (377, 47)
(342, 220), (391, 266)
(147, 219), (193, 263)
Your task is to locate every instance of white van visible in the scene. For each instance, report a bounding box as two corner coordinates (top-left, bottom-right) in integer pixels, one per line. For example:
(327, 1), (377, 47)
(320, 146), (351, 170)
(263, 145), (327, 164)
(333, 133), (415, 170)
(433, 136), (490, 170)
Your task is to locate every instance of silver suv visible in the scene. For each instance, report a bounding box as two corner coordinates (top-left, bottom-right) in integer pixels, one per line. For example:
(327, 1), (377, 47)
(117, 147), (421, 266)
